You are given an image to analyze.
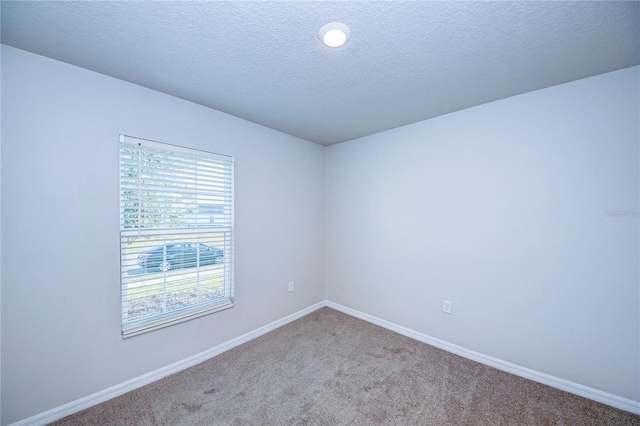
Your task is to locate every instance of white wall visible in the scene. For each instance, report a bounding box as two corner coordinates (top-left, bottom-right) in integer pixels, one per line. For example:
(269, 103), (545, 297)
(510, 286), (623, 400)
(326, 66), (639, 402)
(2, 43), (639, 424)
(0, 45), (325, 424)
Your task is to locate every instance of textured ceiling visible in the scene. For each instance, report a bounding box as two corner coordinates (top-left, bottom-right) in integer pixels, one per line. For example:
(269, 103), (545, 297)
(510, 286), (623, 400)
(1, 1), (638, 146)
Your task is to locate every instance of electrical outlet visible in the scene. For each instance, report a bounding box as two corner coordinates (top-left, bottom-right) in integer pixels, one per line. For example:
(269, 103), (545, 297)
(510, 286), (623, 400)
(288, 281), (294, 292)
(442, 300), (452, 314)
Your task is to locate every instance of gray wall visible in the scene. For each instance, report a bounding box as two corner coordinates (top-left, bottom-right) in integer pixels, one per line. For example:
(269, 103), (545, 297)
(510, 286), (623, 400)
(325, 66), (639, 401)
(1, 45), (326, 424)
(2, 44), (639, 424)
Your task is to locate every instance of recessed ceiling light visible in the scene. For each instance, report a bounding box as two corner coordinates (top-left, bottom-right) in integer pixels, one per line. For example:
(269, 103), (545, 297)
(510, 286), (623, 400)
(319, 22), (351, 48)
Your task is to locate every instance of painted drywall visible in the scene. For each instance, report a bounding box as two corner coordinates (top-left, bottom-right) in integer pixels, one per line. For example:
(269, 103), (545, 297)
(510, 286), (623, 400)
(2, 43), (638, 424)
(0, 45), (325, 424)
(325, 66), (640, 401)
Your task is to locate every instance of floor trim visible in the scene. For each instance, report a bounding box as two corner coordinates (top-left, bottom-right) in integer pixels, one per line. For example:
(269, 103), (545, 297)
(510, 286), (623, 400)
(11, 299), (639, 424)
(325, 300), (640, 415)
(10, 301), (326, 426)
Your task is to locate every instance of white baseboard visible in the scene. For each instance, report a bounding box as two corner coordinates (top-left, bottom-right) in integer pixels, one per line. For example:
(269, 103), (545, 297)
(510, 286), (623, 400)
(10, 301), (326, 426)
(11, 299), (639, 425)
(325, 300), (640, 415)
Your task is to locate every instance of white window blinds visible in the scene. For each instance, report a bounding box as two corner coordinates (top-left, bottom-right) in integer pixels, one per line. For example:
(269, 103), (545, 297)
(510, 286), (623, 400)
(119, 135), (234, 337)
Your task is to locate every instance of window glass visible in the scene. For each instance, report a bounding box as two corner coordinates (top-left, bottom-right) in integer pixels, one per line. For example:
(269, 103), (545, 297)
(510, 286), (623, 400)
(119, 135), (234, 337)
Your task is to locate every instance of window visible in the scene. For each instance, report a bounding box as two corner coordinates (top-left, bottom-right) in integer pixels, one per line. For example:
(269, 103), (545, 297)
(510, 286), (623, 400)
(119, 135), (234, 337)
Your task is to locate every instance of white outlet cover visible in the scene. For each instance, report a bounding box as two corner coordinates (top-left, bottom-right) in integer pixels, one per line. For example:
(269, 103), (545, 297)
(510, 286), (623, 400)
(443, 300), (452, 314)
(288, 282), (294, 292)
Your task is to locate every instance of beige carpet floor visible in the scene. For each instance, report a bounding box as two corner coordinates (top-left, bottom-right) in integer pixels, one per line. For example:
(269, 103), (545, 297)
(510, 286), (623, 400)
(53, 307), (639, 425)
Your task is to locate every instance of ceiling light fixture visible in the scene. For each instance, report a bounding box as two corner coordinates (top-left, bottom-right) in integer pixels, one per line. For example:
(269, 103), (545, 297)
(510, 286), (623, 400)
(319, 22), (351, 48)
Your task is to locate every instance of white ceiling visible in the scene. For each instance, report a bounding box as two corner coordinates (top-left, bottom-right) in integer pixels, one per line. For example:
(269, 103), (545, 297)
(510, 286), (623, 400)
(1, 1), (638, 146)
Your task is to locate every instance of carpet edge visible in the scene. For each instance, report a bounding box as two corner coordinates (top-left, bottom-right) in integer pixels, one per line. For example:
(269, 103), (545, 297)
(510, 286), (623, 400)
(325, 300), (640, 415)
(9, 301), (327, 426)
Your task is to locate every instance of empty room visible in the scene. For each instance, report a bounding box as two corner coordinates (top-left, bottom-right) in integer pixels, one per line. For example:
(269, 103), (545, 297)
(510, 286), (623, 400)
(1, 1), (638, 425)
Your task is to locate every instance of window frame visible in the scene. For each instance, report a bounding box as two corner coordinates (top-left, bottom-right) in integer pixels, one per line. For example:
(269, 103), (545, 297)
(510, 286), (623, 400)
(119, 135), (234, 338)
